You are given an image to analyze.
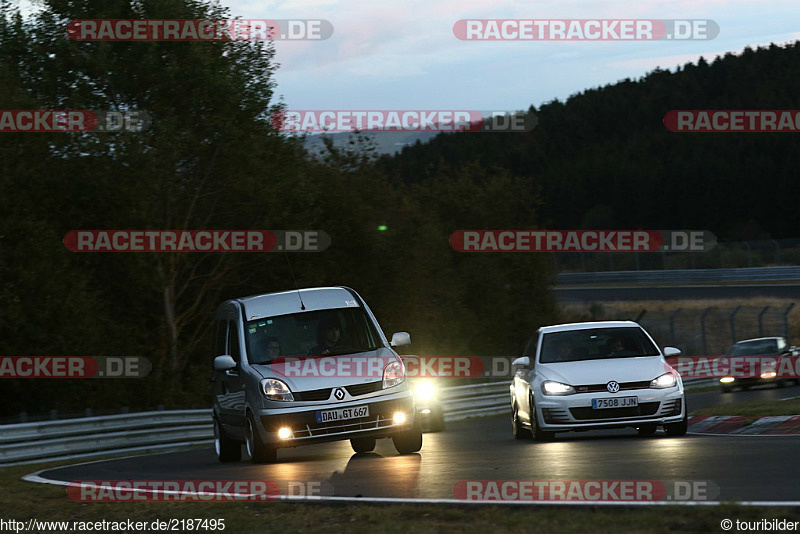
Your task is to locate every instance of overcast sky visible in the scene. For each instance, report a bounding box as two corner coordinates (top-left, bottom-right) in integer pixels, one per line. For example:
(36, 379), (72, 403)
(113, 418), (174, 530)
(16, 0), (800, 112)
(235, 0), (799, 112)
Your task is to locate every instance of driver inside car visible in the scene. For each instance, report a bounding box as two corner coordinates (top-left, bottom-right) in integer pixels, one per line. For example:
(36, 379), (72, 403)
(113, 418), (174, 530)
(309, 319), (342, 356)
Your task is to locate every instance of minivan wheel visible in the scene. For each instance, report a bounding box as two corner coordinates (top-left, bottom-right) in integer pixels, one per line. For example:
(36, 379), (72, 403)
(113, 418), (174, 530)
(392, 417), (423, 454)
(246, 416), (277, 463)
(350, 437), (376, 453)
(214, 417), (241, 462)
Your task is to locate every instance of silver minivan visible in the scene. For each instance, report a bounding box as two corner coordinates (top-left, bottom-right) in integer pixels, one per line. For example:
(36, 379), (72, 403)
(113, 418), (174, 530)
(211, 286), (421, 463)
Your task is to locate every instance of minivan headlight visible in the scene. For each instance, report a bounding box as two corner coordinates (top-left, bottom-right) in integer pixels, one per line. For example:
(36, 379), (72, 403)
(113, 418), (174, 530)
(383, 360), (405, 389)
(650, 373), (677, 389)
(542, 381), (575, 396)
(260, 378), (294, 401)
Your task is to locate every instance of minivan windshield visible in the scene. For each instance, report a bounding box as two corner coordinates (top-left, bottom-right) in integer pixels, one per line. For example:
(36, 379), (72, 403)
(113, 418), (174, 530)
(539, 327), (660, 364)
(246, 307), (382, 364)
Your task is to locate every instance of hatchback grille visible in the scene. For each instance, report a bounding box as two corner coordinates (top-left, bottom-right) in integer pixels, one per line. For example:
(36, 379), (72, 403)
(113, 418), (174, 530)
(574, 381), (652, 393)
(569, 401), (660, 420)
(542, 408), (571, 424)
(660, 398), (682, 416)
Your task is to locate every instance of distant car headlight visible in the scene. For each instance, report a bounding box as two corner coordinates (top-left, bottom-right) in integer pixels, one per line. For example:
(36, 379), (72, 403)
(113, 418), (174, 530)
(542, 381), (575, 396)
(650, 373), (677, 389)
(414, 380), (436, 402)
(383, 360), (405, 389)
(720, 376), (735, 384)
(260, 378), (294, 401)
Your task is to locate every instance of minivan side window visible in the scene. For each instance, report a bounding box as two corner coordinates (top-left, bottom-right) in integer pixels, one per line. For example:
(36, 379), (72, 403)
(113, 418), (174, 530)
(228, 320), (241, 363)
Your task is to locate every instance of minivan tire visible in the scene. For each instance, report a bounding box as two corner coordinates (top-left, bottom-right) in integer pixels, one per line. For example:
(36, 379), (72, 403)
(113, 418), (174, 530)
(214, 417), (241, 463)
(246, 415), (277, 463)
(350, 437), (376, 453)
(392, 417), (423, 454)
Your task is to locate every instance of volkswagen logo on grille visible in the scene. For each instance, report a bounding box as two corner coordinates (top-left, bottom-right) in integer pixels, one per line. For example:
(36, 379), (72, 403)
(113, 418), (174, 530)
(606, 381), (620, 393)
(334, 388), (345, 401)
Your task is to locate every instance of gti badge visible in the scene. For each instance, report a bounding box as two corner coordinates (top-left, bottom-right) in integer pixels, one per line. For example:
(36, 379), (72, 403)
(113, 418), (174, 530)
(606, 381), (620, 393)
(334, 388), (345, 400)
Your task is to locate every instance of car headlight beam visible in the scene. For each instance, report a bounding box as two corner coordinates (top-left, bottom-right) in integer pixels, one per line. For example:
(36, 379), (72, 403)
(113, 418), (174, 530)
(383, 360), (405, 389)
(542, 381), (575, 396)
(650, 373), (677, 389)
(260, 378), (294, 401)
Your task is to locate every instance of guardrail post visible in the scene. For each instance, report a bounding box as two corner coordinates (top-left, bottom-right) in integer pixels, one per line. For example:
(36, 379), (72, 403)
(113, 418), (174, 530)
(758, 306), (771, 337)
(669, 308), (682, 347)
(20, 411), (28, 423)
(700, 307), (712, 355)
(783, 303), (795, 343)
(84, 408), (93, 418)
(772, 239), (780, 263)
(730, 306), (741, 344)
(49, 409), (58, 420)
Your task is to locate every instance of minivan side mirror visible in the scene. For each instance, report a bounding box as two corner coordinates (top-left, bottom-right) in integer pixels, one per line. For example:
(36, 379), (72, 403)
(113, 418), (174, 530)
(214, 355), (237, 371)
(512, 356), (530, 368)
(663, 347), (681, 359)
(390, 332), (411, 347)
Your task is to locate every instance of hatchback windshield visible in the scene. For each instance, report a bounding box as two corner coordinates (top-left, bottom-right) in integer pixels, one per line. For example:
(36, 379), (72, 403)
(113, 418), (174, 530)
(539, 327), (660, 363)
(246, 307), (382, 364)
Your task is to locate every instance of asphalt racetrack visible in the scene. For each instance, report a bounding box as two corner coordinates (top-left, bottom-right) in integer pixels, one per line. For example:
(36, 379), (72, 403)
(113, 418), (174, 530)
(31, 384), (800, 504)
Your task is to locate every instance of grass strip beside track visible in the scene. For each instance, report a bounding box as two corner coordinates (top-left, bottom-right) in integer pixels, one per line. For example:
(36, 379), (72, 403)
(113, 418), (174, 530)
(693, 397), (800, 417)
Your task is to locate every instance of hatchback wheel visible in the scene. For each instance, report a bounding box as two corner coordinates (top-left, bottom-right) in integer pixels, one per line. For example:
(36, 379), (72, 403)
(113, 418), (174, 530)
(530, 398), (555, 442)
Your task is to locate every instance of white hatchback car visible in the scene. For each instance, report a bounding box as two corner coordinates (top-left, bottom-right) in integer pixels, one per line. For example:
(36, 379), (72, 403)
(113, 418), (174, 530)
(510, 321), (687, 441)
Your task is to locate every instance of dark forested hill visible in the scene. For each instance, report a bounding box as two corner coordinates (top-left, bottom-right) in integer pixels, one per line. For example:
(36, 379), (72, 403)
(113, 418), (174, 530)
(381, 42), (800, 240)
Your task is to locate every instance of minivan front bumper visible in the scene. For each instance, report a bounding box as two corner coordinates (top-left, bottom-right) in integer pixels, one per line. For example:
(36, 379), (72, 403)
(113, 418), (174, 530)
(255, 389), (415, 447)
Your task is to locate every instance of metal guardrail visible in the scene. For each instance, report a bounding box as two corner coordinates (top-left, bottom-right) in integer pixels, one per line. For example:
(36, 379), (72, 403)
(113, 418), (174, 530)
(0, 379), (715, 466)
(556, 266), (800, 286)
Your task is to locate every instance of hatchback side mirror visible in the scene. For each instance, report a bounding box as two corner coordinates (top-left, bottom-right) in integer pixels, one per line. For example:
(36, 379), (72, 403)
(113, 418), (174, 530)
(663, 347), (681, 359)
(512, 356), (531, 368)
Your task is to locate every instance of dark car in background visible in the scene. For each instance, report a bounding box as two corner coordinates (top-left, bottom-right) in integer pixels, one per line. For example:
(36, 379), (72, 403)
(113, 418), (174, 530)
(719, 337), (799, 392)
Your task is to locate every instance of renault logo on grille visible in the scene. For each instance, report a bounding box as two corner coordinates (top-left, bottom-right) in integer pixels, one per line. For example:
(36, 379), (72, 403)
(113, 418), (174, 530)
(606, 381), (620, 393)
(334, 388), (345, 400)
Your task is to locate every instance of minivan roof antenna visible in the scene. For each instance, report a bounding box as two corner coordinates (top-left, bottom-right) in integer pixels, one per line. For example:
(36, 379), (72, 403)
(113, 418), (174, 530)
(284, 251), (305, 310)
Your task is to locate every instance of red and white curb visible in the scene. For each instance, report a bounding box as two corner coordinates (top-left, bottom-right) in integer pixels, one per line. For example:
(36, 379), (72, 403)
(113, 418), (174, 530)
(689, 415), (800, 435)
